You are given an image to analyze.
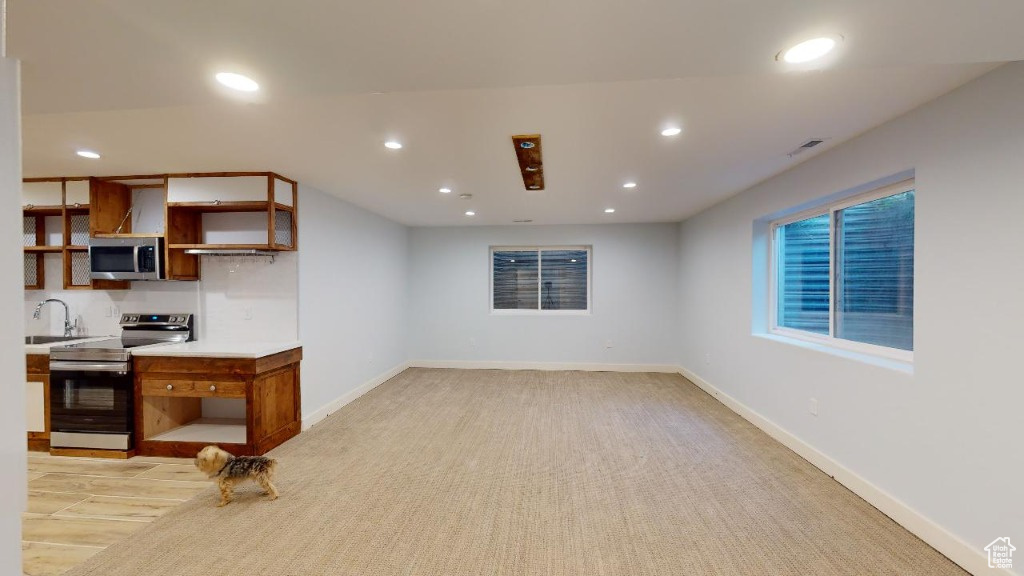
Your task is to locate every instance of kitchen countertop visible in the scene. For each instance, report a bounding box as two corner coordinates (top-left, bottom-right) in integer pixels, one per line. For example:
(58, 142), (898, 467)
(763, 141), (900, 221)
(25, 336), (117, 355)
(130, 341), (302, 359)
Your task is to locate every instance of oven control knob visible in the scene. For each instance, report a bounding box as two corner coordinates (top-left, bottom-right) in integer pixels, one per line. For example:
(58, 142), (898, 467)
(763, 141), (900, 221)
(209, 385), (216, 391)
(166, 384), (173, 390)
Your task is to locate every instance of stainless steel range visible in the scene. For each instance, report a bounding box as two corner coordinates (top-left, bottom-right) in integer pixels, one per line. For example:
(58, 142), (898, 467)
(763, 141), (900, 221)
(49, 313), (194, 450)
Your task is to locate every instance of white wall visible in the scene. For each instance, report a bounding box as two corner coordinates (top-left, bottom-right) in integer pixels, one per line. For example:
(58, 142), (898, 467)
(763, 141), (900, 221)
(409, 223), (679, 367)
(194, 253), (297, 342)
(677, 62), (1024, 572)
(297, 185), (409, 422)
(24, 254), (298, 343)
(0, 55), (26, 574)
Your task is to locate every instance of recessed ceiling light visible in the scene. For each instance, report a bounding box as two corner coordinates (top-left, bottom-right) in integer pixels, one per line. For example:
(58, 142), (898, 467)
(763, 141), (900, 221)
(510, 259), (516, 263)
(384, 141), (403, 150)
(465, 211), (475, 216)
(661, 127), (682, 136)
(604, 208), (615, 214)
(215, 72), (259, 92)
(570, 259), (577, 263)
(76, 150), (101, 159)
(622, 182), (637, 189)
(781, 37), (837, 64)
(439, 188), (452, 194)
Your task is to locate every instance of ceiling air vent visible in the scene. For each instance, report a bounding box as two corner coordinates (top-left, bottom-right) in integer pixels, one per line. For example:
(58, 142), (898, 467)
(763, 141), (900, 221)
(511, 134), (544, 191)
(787, 138), (827, 158)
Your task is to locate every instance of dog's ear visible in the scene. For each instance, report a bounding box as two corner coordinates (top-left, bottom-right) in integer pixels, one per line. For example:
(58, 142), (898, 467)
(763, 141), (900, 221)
(211, 447), (229, 469)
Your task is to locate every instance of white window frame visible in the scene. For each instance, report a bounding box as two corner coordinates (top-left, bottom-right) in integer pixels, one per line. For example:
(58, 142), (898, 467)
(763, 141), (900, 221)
(489, 245), (592, 315)
(768, 179), (914, 362)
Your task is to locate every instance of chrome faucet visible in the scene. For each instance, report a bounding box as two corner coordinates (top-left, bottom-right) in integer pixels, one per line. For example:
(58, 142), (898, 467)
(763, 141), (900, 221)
(33, 298), (78, 337)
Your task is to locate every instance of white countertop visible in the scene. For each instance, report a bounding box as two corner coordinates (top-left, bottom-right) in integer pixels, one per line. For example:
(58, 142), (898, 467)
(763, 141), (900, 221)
(130, 340), (302, 359)
(25, 336), (116, 355)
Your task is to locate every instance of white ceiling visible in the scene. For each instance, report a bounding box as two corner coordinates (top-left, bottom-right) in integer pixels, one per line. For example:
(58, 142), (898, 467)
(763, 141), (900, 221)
(8, 1), (1023, 226)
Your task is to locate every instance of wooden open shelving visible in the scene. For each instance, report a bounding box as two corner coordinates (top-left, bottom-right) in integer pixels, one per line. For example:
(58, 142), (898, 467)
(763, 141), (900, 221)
(165, 201), (273, 212)
(23, 178), (130, 290)
(164, 172), (298, 280)
(24, 171), (299, 285)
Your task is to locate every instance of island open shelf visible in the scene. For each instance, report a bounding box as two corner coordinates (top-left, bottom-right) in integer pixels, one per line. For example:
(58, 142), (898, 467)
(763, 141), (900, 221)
(148, 417), (247, 444)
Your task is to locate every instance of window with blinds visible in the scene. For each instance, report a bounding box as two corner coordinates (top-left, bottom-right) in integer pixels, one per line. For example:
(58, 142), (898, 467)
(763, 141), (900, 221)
(492, 247), (590, 312)
(772, 180), (914, 355)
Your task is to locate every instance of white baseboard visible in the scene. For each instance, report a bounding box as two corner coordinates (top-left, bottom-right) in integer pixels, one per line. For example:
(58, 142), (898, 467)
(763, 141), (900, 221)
(408, 359), (680, 373)
(301, 362), (409, 430)
(678, 366), (1007, 576)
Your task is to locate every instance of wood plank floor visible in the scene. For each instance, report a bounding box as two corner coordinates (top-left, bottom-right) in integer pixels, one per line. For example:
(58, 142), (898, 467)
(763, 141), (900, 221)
(23, 451), (208, 576)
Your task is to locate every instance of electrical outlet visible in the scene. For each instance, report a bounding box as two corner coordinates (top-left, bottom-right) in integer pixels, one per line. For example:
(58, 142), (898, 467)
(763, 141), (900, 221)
(705, 352), (711, 365)
(809, 398), (818, 417)
(605, 340), (614, 349)
(469, 337), (477, 347)
(104, 306), (112, 318)
(243, 307), (253, 320)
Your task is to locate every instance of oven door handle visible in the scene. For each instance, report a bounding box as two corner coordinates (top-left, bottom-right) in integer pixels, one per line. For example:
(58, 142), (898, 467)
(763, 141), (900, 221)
(50, 361), (130, 373)
(133, 246), (141, 273)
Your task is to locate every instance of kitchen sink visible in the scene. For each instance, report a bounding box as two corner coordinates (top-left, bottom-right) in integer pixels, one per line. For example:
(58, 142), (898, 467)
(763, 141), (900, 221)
(25, 335), (82, 344)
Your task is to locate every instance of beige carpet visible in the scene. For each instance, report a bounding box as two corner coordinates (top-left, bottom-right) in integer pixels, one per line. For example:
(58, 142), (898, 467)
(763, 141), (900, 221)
(63, 369), (965, 575)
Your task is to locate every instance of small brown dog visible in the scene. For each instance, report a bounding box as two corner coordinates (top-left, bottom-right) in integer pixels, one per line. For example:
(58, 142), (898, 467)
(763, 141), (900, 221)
(194, 445), (279, 507)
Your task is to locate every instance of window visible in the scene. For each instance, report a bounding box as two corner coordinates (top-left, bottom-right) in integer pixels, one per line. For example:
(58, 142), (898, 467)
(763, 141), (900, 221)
(772, 180), (914, 356)
(491, 247), (590, 312)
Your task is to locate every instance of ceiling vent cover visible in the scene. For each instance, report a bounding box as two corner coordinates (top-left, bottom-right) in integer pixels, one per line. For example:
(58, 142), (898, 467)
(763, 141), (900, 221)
(787, 138), (827, 158)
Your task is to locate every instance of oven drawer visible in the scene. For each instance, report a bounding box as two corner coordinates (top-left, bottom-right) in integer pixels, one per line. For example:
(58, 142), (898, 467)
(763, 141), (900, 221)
(140, 379), (246, 398)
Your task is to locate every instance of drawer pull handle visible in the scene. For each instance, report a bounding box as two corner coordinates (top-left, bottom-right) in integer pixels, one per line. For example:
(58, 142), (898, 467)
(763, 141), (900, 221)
(166, 384), (173, 390)
(210, 385), (217, 391)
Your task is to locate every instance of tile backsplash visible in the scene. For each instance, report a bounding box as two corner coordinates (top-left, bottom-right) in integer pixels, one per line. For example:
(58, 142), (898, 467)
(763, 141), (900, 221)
(24, 252), (298, 342)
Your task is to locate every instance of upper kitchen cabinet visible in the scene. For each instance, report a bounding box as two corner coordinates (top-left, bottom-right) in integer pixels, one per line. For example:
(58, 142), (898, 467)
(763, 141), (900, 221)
(89, 178), (133, 236)
(64, 179), (90, 208)
(89, 176), (167, 237)
(23, 171), (298, 285)
(23, 178), (130, 291)
(164, 173), (298, 281)
(23, 180), (64, 211)
(22, 180), (63, 290)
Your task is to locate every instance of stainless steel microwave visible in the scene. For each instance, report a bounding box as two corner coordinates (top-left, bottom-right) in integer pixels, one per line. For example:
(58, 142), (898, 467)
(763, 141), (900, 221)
(89, 237), (165, 281)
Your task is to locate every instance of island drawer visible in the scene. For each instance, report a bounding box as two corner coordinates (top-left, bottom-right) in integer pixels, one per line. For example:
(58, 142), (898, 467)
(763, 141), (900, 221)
(140, 378), (246, 398)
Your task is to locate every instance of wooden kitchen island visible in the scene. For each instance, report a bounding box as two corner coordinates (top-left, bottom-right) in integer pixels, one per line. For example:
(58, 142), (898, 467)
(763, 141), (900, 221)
(133, 343), (301, 457)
